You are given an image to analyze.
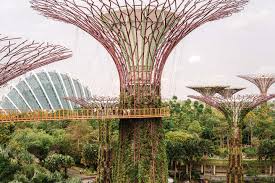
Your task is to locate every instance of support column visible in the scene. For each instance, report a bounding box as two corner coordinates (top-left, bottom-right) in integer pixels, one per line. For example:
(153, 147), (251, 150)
(113, 118), (168, 183)
(227, 126), (243, 183)
(97, 120), (112, 183)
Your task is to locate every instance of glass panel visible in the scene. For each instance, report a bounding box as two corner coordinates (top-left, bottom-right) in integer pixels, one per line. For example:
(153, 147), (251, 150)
(61, 74), (75, 97)
(74, 79), (82, 98)
(17, 81), (41, 110)
(37, 72), (61, 109)
(26, 75), (51, 109)
(49, 72), (70, 109)
(8, 89), (29, 110)
(1, 98), (16, 110)
(61, 74), (78, 108)
(85, 87), (90, 98)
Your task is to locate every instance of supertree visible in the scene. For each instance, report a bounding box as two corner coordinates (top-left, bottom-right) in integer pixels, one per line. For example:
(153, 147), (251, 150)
(65, 96), (119, 183)
(0, 34), (72, 87)
(188, 91), (275, 183)
(187, 85), (229, 96)
(31, 0), (249, 181)
(238, 74), (275, 95)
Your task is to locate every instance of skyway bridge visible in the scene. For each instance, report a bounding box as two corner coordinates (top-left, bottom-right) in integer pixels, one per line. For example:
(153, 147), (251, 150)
(0, 107), (170, 123)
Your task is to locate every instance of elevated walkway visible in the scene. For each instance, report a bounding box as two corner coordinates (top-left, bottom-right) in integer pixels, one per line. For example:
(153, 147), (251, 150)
(0, 107), (170, 123)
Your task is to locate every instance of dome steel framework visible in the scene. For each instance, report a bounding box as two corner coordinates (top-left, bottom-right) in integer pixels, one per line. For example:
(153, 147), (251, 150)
(0, 70), (91, 112)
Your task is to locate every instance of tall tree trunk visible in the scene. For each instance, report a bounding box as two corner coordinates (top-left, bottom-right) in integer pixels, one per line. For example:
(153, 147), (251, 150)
(227, 126), (243, 183)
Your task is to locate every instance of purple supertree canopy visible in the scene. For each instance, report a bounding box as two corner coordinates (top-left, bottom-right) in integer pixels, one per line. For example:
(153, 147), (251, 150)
(187, 85), (229, 96)
(188, 94), (275, 122)
(31, 0), (249, 107)
(238, 74), (275, 95)
(0, 34), (72, 87)
(217, 87), (245, 98)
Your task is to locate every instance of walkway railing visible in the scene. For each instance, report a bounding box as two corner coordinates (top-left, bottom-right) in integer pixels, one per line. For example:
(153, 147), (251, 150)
(0, 107), (170, 123)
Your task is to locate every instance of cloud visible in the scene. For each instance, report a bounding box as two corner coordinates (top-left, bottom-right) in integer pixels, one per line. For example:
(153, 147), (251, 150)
(229, 9), (272, 30)
(188, 56), (201, 64)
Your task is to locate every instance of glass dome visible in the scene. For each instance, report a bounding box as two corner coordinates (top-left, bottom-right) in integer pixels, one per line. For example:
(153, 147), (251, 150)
(0, 70), (91, 112)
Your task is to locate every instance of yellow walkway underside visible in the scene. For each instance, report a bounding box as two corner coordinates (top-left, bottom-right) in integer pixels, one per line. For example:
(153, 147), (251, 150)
(0, 107), (170, 123)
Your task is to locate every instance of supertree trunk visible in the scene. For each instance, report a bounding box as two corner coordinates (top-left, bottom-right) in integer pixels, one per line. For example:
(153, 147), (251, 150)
(188, 94), (275, 183)
(115, 118), (167, 183)
(97, 120), (112, 183)
(114, 87), (168, 183)
(227, 123), (243, 183)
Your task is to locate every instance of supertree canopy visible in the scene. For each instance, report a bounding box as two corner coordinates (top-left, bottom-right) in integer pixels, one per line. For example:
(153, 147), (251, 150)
(217, 87), (245, 98)
(189, 93), (275, 183)
(238, 74), (275, 95)
(30, 0), (249, 182)
(0, 34), (72, 87)
(31, 0), (248, 108)
(187, 85), (229, 96)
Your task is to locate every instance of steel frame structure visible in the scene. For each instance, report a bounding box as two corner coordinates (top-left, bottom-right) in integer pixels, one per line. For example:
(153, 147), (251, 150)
(0, 34), (72, 87)
(217, 88), (245, 98)
(187, 85), (229, 96)
(189, 94), (275, 183)
(238, 74), (275, 95)
(31, 0), (248, 108)
(64, 96), (119, 109)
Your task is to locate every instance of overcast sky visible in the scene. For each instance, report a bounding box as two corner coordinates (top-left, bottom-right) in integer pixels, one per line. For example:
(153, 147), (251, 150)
(0, 0), (275, 99)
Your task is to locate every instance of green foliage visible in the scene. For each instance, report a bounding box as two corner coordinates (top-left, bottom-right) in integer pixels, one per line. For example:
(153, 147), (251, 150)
(65, 177), (82, 183)
(166, 131), (194, 142)
(10, 129), (54, 161)
(81, 143), (98, 168)
(44, 153), (74, 173)
(243, 147), (257, 158)
(187, 120), (203, 135)
(166, 131), (215, 161)
(0, 153), (19, 182)
(258, 139), (275, 160)
(0, 124), (15, 144)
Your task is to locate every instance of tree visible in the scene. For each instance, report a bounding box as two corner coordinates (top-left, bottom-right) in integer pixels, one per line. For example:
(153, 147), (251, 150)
(44, 153), (74, 178)
(0, 152), (19, 182)
(81, 143), (98, 170)
(166, 131), (215, 181)
(0, 124), (15, 145)
(258, 139), (275, 161)
(187, 120), (203, 136)
(10, 129), (54, 161)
